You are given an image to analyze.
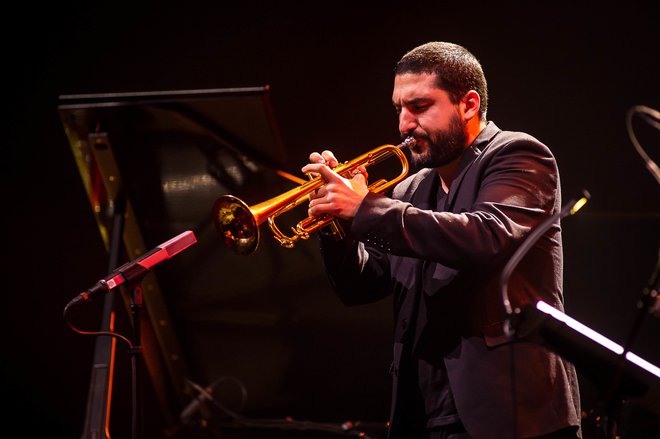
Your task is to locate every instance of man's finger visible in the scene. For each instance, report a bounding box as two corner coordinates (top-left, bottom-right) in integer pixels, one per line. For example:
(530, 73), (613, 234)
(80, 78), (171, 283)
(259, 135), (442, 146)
(301, 163), (342, 182)
(309, 152), (326, 164)
(350, 166), (369, 181)
(321, 151), (339, 169)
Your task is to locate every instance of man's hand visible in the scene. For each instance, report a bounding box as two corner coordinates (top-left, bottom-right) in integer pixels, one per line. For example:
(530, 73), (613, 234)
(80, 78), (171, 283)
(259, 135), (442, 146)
(302, 150), (369, 220)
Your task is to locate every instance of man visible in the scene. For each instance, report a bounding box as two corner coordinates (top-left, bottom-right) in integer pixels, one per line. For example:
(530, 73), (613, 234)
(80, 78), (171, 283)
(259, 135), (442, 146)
(302, 42), (581, 438)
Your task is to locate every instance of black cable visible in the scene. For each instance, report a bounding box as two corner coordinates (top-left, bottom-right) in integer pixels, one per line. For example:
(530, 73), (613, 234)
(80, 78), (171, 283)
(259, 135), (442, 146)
(63, 303), (134, 349)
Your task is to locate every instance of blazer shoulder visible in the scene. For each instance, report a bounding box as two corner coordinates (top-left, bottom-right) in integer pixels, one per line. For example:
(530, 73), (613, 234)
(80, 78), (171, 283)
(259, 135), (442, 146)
(486, 129), (554, 158)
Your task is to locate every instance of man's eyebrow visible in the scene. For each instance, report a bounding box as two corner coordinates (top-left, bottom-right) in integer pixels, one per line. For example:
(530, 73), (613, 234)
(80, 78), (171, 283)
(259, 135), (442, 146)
(393, 97), (430, 107)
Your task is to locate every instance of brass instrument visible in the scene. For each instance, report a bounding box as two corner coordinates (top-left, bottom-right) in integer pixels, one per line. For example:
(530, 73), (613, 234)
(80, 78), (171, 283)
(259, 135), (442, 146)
(212, 137), (415, 255)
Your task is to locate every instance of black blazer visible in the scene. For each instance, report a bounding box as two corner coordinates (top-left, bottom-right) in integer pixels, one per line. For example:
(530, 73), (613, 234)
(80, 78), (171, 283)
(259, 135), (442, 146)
(320, 122), (581, 438)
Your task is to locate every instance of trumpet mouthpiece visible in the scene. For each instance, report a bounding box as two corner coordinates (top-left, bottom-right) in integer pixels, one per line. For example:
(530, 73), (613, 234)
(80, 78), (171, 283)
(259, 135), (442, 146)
(400, 136), (416, 149)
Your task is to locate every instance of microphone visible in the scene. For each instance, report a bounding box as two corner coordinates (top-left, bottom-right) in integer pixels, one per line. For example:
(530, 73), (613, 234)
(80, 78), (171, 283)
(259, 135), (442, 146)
(66, 230), (197, 308)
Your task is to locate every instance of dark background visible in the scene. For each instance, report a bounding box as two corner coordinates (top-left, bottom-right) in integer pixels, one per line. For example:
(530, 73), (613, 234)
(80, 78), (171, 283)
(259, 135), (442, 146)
(4, 2), (659, 438)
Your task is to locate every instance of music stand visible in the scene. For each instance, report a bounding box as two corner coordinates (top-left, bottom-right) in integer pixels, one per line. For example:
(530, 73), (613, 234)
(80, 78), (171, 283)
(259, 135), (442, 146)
(58, 86), (300, 437)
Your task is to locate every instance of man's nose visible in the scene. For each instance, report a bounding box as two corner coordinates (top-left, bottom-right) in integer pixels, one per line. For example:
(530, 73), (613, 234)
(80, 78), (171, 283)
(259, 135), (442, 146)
(398, 109), (417, 135)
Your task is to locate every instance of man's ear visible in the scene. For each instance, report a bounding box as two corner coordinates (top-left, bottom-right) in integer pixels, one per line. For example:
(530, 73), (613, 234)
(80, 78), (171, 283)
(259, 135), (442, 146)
(461, 90), (481, 121)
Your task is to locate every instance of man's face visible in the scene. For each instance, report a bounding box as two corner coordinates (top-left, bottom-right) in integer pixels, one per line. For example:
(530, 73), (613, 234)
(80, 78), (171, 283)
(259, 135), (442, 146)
(392, 72), (467, 168)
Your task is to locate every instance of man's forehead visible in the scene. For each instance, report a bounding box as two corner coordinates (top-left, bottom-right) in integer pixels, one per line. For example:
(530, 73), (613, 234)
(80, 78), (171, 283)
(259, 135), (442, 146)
(392, 73), (445, 102)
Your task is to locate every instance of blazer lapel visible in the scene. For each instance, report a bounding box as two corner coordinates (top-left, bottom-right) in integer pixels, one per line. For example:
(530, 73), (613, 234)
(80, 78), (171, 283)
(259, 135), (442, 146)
(445, 122), (501, 210)
(445, 146), (480, 211)
(397, 168), (435, 205)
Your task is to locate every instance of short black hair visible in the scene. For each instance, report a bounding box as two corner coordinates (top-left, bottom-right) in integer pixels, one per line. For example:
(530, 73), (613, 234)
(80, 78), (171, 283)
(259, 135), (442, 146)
(395, 42), (488, 120)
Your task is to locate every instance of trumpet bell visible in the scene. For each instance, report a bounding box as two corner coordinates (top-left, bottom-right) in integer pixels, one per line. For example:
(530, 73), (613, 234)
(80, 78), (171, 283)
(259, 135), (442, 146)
(213, 195), (260, 255)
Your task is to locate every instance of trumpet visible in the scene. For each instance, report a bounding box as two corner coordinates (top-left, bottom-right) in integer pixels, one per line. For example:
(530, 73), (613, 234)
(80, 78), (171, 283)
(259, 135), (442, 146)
(212, 137), (415, 255)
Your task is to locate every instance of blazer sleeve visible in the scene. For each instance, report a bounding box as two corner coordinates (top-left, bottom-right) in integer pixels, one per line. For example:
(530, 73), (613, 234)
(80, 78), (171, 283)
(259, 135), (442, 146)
(350, 136), (560, 270)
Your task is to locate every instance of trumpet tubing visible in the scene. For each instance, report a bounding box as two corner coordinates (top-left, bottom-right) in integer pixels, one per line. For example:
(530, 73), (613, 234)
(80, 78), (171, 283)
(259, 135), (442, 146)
(213, 137), (415, 255)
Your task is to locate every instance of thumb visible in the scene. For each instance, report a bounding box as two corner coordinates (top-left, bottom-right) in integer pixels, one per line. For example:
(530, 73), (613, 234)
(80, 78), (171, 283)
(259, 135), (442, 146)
(352, 173), (367, 185)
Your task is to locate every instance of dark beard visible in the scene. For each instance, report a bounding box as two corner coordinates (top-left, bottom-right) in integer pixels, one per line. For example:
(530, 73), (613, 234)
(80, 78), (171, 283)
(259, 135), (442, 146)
(410, 112), (467, 168)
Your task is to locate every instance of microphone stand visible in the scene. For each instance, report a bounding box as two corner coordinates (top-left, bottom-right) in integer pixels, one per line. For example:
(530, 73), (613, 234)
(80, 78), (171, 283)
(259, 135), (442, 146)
(601, 248), (660, 436)
(79, 190), (127, 439)
(127, 280), (144, 439)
